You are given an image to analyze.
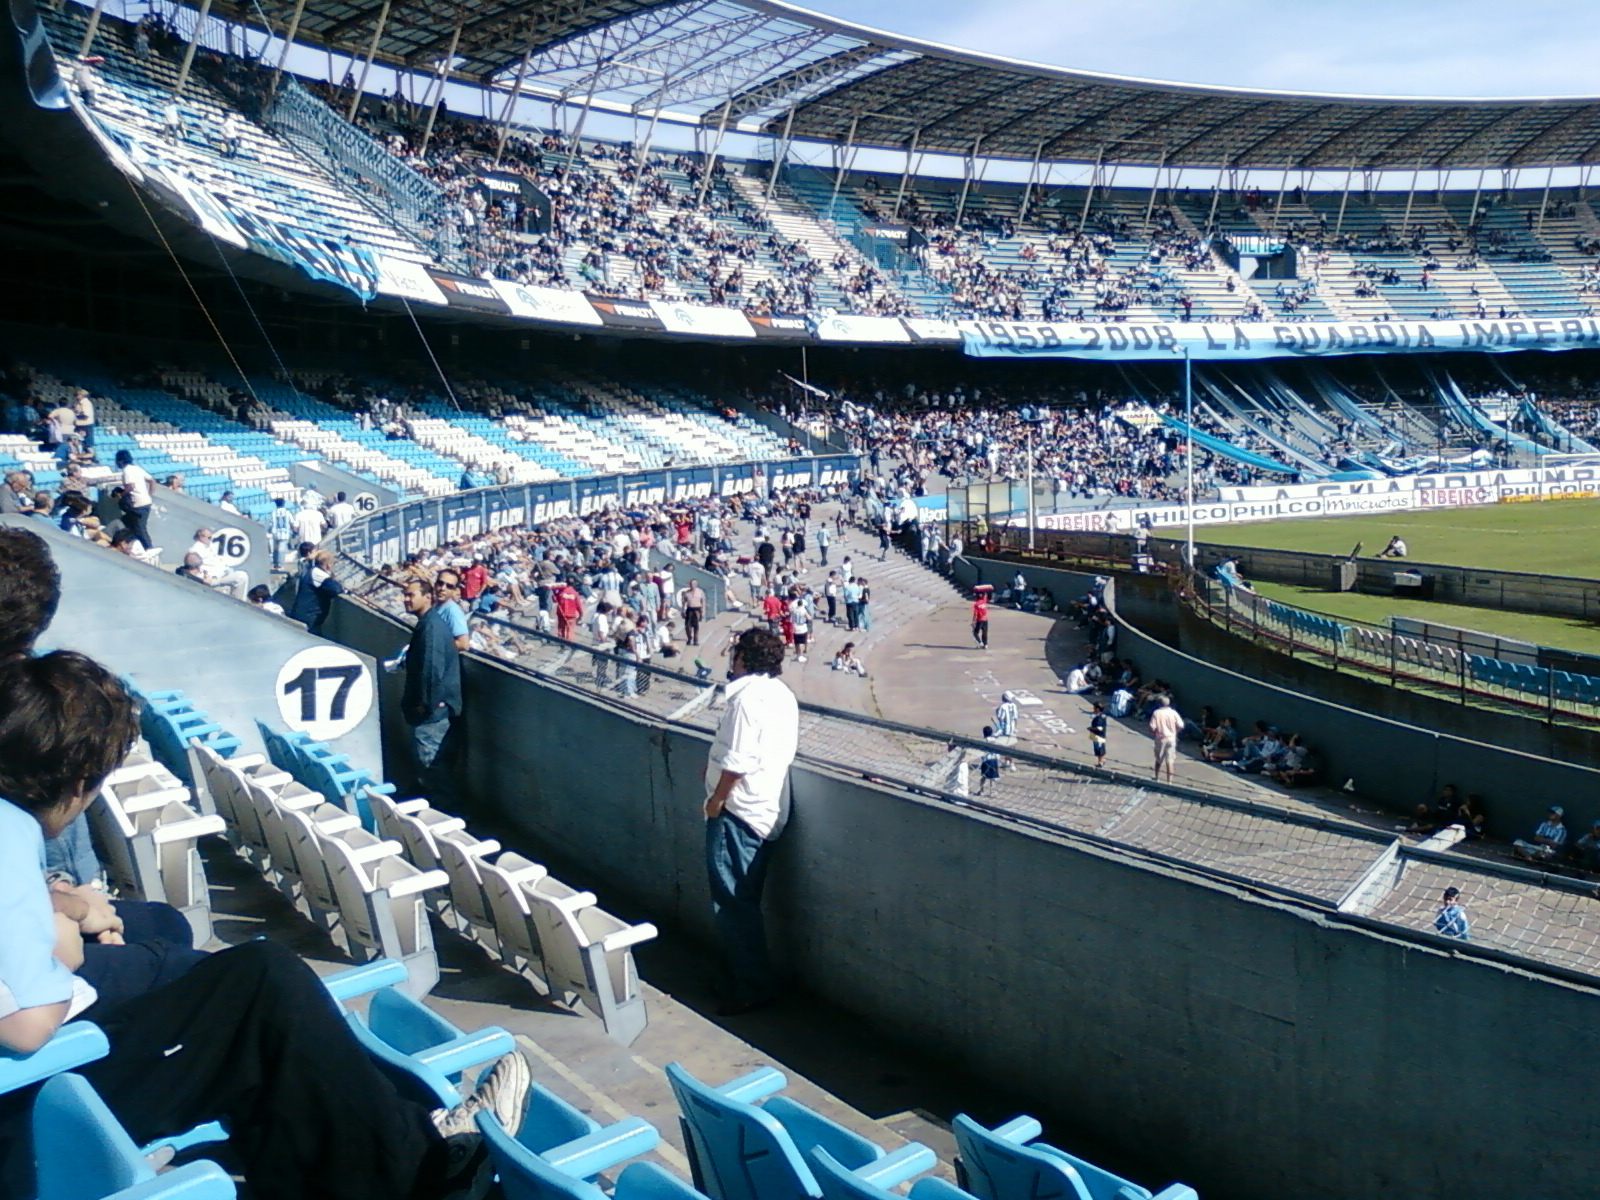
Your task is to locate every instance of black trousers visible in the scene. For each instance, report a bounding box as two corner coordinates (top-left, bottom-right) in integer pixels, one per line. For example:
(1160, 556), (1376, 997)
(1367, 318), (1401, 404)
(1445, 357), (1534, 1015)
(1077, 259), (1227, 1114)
(122, 504), (152, 549)
(82, 940), (446, 1200)
(684, 606), (702, 645)
(79, 899), (208, 1017)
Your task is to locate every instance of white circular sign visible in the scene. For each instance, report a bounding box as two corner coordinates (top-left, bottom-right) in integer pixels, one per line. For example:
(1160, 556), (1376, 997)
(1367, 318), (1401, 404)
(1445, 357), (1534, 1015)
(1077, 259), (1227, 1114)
(211, 526), (252, 566)
(354, 492), (380, 513)
(273, 645), (374, 742)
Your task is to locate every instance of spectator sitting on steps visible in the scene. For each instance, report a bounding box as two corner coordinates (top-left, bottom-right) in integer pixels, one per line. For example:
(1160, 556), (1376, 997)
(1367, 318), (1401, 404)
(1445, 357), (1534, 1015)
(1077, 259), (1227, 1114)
(1514, 806), (1568, 862)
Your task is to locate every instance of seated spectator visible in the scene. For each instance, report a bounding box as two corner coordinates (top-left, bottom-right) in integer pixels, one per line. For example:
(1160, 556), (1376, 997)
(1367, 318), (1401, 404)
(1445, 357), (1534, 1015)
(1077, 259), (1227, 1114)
(175, 552), (210, 586)
(1577, 819), (1600, 872)
(0, 650), (534, 1199)
(831, 642), (867, 677)
(1268, 734), (1316, 786)
(185, 527), (250, 599)
(1410, 783), (1461, 833)
(1456, 793), (1488, 840)
(1513, 805), (1569, 862)
(1233, 723), (1282, 773)
(248, 583), (286, 616)
(1379, 534), (1409, 558)
(1202, 715), (1239, 762)
(1064, 660), (1096, 694)
(1107, 684), (1135, 718)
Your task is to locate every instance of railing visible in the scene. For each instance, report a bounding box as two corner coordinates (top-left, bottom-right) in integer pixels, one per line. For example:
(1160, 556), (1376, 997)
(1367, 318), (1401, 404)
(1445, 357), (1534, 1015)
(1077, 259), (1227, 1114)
(328, 501), (1600, 986)
(1190, 575), (1600, 727)
(266, 78), (456, 265)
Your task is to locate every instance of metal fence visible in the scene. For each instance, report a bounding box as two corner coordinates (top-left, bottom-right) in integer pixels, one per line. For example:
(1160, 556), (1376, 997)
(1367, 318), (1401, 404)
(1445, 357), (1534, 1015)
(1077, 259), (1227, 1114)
(266, 79), (456, 264)
(1190, 575), (1600, 728)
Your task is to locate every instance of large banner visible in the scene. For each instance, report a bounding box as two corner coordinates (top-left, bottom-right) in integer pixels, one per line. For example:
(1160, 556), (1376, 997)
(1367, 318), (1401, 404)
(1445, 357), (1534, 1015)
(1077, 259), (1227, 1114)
(648, 301), (755, 339)
(960, 317), (1600, 361)
(586, 295), (665, 331)
(1219, 463), (1600, 504)
(427, 270), (511, 314)
(490, 280), (602, 326)
(376, 255), (448, 305)
(746, 313), (812, 340)
(813, 314), (913, 343)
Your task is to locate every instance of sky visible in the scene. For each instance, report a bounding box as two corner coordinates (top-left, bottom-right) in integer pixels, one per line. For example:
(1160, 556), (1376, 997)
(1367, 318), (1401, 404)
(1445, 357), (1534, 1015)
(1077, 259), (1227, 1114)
(791, 0), (1600, 98)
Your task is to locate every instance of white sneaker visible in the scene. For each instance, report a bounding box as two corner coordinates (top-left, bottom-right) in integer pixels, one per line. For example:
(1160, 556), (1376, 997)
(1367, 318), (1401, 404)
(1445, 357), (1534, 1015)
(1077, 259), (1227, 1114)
(797, 655), (807, 663)
(431, 1050), (532, 1139)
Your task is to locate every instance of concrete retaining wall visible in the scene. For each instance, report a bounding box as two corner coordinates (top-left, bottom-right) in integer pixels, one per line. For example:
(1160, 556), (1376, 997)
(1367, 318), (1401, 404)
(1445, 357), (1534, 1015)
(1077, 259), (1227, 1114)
(327, 590), (1600, 1200)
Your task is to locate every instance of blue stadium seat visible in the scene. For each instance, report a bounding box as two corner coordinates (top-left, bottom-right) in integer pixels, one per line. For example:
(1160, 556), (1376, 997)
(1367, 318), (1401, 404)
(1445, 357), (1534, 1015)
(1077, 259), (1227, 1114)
(812, 1145), (959, 1200)
(479, 1105), (695, 1200)
(0, 1024), (108, 1097)
(952, 1115), (1198, 1200)
(33, 1074), (235, 1200)
(345, 985), (514, 1109)
(665, 1063), (888, 1200)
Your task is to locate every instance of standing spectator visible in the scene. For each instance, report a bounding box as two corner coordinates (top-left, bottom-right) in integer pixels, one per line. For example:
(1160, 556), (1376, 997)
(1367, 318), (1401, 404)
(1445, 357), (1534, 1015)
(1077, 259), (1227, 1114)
(788, 591), (810, 663)
(856, 577), (873, 632)
(1514, 806), (1568, 863)
(268, 497), (295, 570)
(288, 548), (344, 636)
(294, 499), (328, 548)
(971, 591), (990, 650)
(162, 98), (185, 142)
(74, 57), (100, 108)
(703, 628), (797, 1016)
(822, 572), (840, 625)
(680, 579), (705, 646)
(876, 519), (891, 561)
(398, 579), (463, 807)
(554, 578), (582, 640)
(815, 523), (830, 566)
(1088, 702), (1109, 768)
(842, 575), (861, 631)
(993, 691), (1018, 739)
(113, 449), (154, 550)
(976, 728), (1003, 795)
(326, 491), (356, 531)
(1433, 887), (1470, 939)
(1148, 695), (1184, 783)
(219, 111), (244, 157)
(218, 490), (241, 516)
(71, 388), (95, 450)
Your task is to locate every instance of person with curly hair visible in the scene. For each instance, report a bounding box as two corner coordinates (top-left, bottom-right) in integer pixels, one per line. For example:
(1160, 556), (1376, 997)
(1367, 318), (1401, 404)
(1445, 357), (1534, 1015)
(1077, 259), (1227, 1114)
(703, 627), (798, 1015)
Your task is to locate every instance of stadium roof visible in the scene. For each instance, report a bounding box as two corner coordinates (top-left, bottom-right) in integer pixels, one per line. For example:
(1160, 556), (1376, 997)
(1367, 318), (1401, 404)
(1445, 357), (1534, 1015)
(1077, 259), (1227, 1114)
(238, 0), (1600, 170)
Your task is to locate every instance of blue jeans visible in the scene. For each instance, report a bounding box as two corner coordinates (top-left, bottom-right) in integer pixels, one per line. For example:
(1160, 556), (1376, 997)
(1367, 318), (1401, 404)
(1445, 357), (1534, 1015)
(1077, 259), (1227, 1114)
(858, 603), (872, 631)
(410, 712), (459, 806)
(705, 813), (776, 1005)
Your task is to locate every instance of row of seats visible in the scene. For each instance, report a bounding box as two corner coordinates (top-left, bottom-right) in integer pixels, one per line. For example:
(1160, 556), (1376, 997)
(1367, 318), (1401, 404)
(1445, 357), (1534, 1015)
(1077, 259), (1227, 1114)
(1259, 598), (1352, 649)
(1465, 653), (1600, 705)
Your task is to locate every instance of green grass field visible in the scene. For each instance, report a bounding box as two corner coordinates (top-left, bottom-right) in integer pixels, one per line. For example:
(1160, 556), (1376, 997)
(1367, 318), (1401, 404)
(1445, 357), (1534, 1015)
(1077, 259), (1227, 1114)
(1174, 497), (1600, 578)
(1156, 499), (1600, 653)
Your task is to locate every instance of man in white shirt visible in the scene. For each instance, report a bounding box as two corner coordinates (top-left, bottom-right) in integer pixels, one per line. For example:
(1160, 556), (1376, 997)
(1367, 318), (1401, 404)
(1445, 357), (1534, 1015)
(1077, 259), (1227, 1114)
(293, 502), (327, 547)
(326, 491), (356, 531)
(704, 627), (798, 1015)
(186, 527), (250, 599)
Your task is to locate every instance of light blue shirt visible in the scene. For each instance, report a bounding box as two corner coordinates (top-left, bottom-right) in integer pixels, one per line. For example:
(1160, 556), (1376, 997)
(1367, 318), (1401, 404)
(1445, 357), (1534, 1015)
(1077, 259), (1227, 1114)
(440, 600), (469, 640)
(0, 798), (83, 1020)
(44, 812), (100, 886)
(1434, 903), (1470, 940)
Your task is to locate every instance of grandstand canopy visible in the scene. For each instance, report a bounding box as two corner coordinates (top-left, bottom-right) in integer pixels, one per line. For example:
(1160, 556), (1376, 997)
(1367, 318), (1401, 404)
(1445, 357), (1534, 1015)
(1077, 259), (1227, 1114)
(235, 0), (1600, 170)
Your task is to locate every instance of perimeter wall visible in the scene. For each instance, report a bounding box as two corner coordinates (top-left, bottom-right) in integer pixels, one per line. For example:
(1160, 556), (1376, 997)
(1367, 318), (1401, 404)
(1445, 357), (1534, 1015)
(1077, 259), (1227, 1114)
(329, 594), (1600, 1200)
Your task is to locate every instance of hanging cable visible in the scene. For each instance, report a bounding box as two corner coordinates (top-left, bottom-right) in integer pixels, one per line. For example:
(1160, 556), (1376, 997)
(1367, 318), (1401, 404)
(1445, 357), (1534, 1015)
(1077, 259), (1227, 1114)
(401, 296), (463, 413)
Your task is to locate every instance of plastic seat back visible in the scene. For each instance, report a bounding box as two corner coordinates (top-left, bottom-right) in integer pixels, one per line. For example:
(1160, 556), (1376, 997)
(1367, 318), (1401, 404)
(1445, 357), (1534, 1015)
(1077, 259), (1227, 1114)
(665, 1063), (819, 1200)
(951, 1116), (1097, 1200)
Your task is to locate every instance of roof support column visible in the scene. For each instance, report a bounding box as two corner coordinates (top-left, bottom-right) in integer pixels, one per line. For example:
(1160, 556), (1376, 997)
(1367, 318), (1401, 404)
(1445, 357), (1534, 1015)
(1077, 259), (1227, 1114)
(695, 97), (734, 209)
(1017, 139), (1044, 222)
(893, 128), (923, 221)
(77, 0), (107, 58)
(766, 106), (796, 200)
(1078, 146), (1104, 234)
(1335, 161), (1355, 237)
(492, 40), (538, 168)
(345, 0), (392, 120)
(1536, 165), (1555, 235)
(829, 114), (860, 222)
(559, 66), (604, 189)
(1467, 166), (1486, 228)
(1205, 157), (1226, 235)
(418, 19), (464, 159)
(1269, 162), (1291, 234)
(172, 0), (215, 97)
(1399, 158), (1422, 234)
(955, 136), (984, 225)
(1142, 148), (1169, 235)
(268, 0), (309, 99)
(1581, 165), (1591, 201)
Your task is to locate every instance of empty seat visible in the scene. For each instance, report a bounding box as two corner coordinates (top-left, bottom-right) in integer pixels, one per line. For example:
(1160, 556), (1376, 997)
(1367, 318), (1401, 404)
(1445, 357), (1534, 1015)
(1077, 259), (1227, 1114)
(480, 1105), (704, 1200)
(812, 1145), (962, 1200)
(319, 829), (448, 997)
(526, 890), (656, 1046)
(666, 1063), (891, 1200)
(344, 984), (514, 1109)
(952, 1114), (1198, 1200)
(89, 780), (225, 945)
(436, 833), (507, 955)
(480, 851), (591, 990)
